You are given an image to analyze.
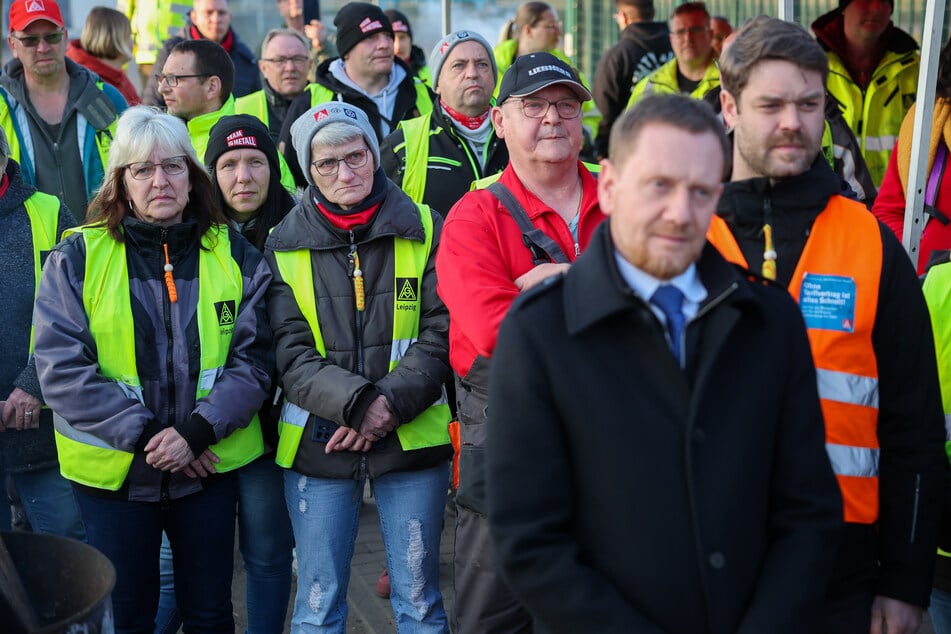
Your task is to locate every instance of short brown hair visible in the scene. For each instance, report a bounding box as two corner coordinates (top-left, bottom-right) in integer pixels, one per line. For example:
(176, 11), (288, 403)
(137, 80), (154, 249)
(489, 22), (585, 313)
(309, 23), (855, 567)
(670, 2), (710, 25)
(80, 7), (133, 62)
(718, 15), (828, 105)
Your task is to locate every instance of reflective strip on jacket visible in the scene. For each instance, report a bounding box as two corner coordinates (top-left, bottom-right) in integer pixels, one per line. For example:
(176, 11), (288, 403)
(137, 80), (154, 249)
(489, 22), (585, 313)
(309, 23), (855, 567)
(826, 48), (919, 187)
(272, 204), (451, 467)
(54, 224), (264, 490)
(707, 196), (883, 524)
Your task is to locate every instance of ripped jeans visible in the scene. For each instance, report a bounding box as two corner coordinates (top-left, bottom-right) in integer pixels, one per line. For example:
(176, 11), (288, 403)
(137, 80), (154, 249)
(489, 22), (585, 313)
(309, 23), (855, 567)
(284, 463), (449, 633)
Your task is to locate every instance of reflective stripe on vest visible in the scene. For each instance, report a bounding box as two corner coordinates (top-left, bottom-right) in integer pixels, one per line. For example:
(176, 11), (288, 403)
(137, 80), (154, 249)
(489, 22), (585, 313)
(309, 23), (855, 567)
(272, 204), (450, 468)
(707, 196), (883, 524)
(54, 225), (263, 490)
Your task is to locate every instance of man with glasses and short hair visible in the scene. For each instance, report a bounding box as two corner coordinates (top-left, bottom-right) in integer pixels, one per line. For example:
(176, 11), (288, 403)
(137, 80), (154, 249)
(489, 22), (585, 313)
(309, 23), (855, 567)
(266, 101), (452, 631)
(143, 0), (259, 108)
(236, 28), (313, 144)
(1, 0), (127, 223)
(436, 52), (604, 633)
(161, 39), (296, 190)
(627, 1), (719, 107)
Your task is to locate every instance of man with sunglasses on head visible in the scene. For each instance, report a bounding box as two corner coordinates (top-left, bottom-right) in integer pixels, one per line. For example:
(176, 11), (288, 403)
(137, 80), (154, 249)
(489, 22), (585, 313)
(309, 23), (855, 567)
(2, 0), (127, 223)
(436, 52), (604, 633)
(627, 1), (719, 108)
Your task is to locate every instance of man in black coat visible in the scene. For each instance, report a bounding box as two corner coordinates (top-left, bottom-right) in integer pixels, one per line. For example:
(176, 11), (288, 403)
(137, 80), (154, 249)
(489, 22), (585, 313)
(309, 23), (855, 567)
(592, 0), (673, 159)
(486, 94), (843, 633)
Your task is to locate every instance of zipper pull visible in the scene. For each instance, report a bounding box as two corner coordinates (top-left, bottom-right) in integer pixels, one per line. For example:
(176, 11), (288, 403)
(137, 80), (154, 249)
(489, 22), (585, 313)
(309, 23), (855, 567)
(162, 230), (178, 303)
(349, 244), (365, 312)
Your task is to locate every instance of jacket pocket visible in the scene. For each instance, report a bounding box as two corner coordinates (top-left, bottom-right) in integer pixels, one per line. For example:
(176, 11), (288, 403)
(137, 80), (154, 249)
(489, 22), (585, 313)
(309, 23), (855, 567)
(454, 355), (490, 514)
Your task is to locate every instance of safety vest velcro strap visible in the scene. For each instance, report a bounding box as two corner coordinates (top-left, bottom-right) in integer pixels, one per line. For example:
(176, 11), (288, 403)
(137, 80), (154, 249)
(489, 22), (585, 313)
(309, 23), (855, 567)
(826, 442), (880, 478)
(390, 338), (417, 364)
(817, 368), (879, 408)
(864, 134), (898, 152)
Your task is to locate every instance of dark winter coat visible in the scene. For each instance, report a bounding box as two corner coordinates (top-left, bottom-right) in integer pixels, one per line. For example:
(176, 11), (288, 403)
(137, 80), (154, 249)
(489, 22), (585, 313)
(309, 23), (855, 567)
(487, 222), (844, 633)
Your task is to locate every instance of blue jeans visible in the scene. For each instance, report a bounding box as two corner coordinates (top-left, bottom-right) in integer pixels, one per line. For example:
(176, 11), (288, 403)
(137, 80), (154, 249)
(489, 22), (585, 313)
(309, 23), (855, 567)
(932, 587), (951, 634)
(13, 466), (85, 539)
(75, 477), (238, 634)
(155, 459), (294, 634)
(285, 462), (450, 633)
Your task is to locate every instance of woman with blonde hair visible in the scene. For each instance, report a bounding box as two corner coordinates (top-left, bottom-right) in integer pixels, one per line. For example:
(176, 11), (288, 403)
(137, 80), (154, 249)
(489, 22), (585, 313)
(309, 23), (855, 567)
(67, 7), (142, 105)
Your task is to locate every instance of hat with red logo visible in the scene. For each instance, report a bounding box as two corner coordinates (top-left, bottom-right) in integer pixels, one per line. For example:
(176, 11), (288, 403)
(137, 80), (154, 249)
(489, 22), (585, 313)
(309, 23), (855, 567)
(9, 0), (64, 32)
(290, 101), (380, 187)
(429, 30), (496, 90)
(205, 114), (281, 179)
(334, 2), (393, 58)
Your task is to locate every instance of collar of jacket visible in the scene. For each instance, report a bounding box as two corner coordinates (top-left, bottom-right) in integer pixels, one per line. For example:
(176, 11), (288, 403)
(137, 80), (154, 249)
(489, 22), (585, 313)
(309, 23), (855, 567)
(121, 215), (200, 260)
(0, 57), (115, 129)
(0, 160), (35, 217)
(717, 156), (841, 240)
(267, 177), (426, 252)
(563, 221), (764, 336)
(811, 10), (919, 57)
(187, 94), (236, 144)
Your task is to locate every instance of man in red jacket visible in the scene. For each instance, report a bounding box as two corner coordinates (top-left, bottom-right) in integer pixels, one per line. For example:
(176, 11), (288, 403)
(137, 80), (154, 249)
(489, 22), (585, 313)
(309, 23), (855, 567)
(435, 52), (604, 632)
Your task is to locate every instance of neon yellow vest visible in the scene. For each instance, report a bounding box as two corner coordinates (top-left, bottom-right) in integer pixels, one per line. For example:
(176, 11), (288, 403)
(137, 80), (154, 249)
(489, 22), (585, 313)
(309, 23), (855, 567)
(271, 205), (451, 468)
(24, 192), (62, 353)
(923, 262), (951, 557)
(306, 80), (434, 119)
(54, 224), (263, 490)
(234, 90), (269, 126)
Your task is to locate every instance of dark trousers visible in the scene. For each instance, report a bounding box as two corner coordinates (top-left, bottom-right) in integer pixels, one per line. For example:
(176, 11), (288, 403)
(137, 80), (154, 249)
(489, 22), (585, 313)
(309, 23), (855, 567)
(75, 476), (238, 634)
(452, 504), (533, 634)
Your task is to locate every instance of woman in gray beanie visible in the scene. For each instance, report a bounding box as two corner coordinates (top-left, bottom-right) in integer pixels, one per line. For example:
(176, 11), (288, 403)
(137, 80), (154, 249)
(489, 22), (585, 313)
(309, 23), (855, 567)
(265, 101), (452, 631)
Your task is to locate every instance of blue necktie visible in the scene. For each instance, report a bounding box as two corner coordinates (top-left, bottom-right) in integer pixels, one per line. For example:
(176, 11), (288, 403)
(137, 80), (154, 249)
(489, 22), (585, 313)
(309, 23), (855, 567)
(650, 285), (686, 363)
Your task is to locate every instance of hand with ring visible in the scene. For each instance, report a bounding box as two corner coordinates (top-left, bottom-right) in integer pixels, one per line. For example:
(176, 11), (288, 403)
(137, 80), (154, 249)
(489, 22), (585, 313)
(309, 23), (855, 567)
(2, 388), (43, 431)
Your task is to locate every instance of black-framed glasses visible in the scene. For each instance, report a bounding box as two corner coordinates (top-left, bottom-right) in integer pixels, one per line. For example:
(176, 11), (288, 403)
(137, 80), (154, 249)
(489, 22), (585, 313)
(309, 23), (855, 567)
(507, 97), (582, 119)
(311, 148), (370, 176)
(11, 30), (65, 47)
(670, 26), (709, 38)
(261, 55), (310, 66)
(125, 156), (188, 180)
(155, 73), (209, 87)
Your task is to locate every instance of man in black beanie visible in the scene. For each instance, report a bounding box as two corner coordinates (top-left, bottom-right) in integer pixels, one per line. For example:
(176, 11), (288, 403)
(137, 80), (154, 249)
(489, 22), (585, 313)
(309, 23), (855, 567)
(811, 0), (917, 188)
(276, 1), (433, 189)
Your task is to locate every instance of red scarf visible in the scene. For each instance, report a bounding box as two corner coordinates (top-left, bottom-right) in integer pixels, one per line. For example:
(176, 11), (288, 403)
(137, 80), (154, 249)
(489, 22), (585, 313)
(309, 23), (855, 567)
(440, 99), (489, 130)
(0, 175), (9, 200)
(190, 25), (234, 52)
(317, 201), (380, 230)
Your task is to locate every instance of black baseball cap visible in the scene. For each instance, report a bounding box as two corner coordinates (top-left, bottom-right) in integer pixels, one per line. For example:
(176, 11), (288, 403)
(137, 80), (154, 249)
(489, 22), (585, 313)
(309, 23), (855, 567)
(497, 52), (592, 105)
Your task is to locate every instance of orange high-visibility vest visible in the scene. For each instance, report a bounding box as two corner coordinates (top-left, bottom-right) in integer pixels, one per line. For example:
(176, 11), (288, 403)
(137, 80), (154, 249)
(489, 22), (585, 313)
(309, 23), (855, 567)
(707, 196), (882, 524)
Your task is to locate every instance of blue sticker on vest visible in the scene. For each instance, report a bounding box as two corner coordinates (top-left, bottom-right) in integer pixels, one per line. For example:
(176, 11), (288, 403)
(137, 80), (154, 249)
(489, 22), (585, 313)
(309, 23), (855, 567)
(799, 274), (856, 332)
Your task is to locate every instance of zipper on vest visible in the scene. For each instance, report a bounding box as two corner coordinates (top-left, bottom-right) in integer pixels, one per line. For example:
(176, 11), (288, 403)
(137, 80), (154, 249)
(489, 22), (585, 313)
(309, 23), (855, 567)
(348, 230), (366, 375)
(161, 228), (178, 452)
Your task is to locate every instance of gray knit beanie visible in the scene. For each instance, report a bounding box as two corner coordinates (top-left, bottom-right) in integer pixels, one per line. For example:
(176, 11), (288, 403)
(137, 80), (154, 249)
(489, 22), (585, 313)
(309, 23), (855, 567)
(429, 30), (497, 91)
(290, 101), (381, 188)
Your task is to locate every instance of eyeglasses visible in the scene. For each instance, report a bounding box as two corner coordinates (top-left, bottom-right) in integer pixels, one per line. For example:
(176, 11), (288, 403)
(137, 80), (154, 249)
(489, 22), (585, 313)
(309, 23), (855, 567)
(155, 73), (209, 87)
(125, 156), (188, 180)
(671, 26), (710, 38)
(261, 55), (310, 66)
(507, 97), (582, 119)
(11, 30), (65, 47)
(311, 148), (370, 176)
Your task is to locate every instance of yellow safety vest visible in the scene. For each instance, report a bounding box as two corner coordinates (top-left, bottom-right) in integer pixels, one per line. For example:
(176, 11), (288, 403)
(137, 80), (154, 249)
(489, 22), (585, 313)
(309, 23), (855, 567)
(271, 205), (450, 467)
(54, 224), (263, 490)
(306, 80), (434, 122)
(24, 192), (62, 353)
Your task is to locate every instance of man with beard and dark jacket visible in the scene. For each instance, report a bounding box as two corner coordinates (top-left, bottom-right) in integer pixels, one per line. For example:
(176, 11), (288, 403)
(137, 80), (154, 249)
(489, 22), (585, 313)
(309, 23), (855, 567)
(592, 0), (672, 159)
(381, 30), (508, 217)
(708, 17), (947, 634)
(143, 0), (260, 108)
(266, 101), (451, 631)
(278, 2), (432, 190)
(811, 0), (918, 188)
(3, 0), (127, 223)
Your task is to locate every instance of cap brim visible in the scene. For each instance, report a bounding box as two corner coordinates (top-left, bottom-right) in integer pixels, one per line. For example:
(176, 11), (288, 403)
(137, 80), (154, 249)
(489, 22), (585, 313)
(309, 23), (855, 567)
(505, 78), (592, 103)
(13, 16), (64, 30)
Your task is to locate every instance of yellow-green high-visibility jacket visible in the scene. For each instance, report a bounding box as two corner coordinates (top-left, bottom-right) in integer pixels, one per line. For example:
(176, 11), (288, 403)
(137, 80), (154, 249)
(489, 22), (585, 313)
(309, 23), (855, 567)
(304, 80), (434, 124)
(272, 204), (451, 467)
(117, 0), (191, 66)
(53, 224), (263, 490)
(628, 57), (720, 107)
(825, 48), (919, 188)
(24, 192), (62, 353)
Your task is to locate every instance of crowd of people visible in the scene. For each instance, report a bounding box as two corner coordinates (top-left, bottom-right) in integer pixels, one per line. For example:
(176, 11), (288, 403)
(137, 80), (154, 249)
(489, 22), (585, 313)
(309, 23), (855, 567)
(4, 0), (951, 632)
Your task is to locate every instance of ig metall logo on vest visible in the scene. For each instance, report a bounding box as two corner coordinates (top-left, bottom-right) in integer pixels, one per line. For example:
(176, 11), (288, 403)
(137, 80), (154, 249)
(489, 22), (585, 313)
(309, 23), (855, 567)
(215, 300), (237, 335)
(395, 277), (419, 312)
